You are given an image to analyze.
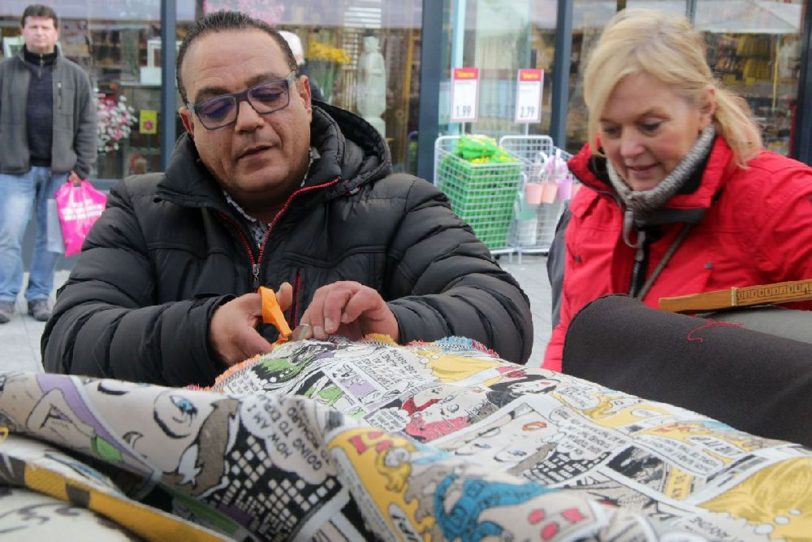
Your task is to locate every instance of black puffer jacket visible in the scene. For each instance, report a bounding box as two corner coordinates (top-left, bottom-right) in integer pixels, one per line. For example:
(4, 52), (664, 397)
(43, 104), (532, 386)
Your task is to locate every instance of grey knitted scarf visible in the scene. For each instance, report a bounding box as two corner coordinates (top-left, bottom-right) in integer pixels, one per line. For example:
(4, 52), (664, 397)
(606, 124), (716, 215)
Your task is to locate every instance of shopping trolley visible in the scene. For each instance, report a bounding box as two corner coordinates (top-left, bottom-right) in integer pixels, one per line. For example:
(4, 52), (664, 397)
(434, 135), (523, 256)
(498, 135), (574, 261)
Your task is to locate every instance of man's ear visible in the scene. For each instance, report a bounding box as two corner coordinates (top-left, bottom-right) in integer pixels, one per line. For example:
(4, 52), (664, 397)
(298, 76), (313, 118)
(178, 106), (195, 138)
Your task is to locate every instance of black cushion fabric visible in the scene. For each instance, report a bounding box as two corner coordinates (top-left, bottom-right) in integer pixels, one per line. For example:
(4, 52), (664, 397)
(563, 294), (812, 447)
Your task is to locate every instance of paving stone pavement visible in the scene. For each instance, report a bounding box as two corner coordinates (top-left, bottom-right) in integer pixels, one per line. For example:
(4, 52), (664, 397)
(0, 255), (551, 374)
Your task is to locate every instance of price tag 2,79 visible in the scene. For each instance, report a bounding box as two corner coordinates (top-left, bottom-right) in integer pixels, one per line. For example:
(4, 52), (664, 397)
(515, 69), (544, 124)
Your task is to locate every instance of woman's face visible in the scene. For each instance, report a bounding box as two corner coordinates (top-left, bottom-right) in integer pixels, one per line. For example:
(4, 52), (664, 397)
(599, 72), (714, 191)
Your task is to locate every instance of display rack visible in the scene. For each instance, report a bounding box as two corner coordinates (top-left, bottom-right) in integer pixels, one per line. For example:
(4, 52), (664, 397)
(498, 135), (573, 262)
(434, 135), (523, 256)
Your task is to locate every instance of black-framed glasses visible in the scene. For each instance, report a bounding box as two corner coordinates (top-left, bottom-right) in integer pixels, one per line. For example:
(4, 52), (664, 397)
(187, 71), (297, 130)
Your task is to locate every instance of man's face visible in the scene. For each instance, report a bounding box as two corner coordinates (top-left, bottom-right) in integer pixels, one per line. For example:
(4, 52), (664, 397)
(179, 29), (312, 219)
(22, 16), (59, 55)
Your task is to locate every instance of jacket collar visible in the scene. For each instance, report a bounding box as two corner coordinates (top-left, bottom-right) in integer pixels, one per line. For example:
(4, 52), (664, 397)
(16, 44), (62, 64)
(569, 136), (734, 221)
(156, 103), (393, 208)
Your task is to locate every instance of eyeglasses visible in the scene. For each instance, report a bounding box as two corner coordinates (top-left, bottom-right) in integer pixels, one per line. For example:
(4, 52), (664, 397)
(187, 71), (297, 130)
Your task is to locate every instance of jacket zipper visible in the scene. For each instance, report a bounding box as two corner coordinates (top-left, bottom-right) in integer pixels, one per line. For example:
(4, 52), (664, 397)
(219, 177), (341, 289)
(57, 81), (63, 111)
(254, 177), (341, 281)
(291, 269), (303, 327)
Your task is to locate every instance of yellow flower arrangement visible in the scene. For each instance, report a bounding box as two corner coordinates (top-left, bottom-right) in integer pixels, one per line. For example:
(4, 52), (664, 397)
(307, 40), (351, 64)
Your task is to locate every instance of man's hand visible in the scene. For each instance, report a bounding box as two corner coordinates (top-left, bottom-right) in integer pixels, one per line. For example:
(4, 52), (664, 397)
(293, 281), (398, 342)
(210, 283), (293, 366)
(68, 171), (83, 186)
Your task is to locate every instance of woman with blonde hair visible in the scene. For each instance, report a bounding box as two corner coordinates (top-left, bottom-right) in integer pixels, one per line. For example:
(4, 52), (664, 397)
(544, 8), (812, 370)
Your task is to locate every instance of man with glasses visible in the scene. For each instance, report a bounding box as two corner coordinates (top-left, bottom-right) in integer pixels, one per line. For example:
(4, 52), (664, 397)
(42, 11), (532, 387)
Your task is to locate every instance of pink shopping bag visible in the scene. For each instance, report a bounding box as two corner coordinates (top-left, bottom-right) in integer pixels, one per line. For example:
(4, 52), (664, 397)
(55, 180), (107, 256)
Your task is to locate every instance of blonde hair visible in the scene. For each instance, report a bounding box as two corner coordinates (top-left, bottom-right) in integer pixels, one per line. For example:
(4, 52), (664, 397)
(583, 9), (762, 167)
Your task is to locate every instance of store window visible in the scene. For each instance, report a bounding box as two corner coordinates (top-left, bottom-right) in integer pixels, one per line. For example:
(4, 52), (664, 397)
(203, 0), (424, 173)
(437, 0), (558, 140)
(2, 0), (422, 179)
(0, 1), (196, 181)
(697, 0), (802, 155)
(562, 0), (802, 156)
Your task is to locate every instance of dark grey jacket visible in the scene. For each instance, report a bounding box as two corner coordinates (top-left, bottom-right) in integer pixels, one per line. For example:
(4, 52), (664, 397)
(43, 104), (532, 386)
(0, 47), (96, 178)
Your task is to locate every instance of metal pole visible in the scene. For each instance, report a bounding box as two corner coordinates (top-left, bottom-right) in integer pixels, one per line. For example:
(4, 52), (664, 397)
(416, 0), (444, 181)
(549, 0), (572, 150)
(160, 0), (177, 171)
(448, 0), (467, 137)
(794, 0), (812, 164)
(686, 0), (697, 24)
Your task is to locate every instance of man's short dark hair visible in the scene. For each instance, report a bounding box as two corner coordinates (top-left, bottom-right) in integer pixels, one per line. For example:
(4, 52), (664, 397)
(176, 10), (297, 104)
(21, 4), (58, 28)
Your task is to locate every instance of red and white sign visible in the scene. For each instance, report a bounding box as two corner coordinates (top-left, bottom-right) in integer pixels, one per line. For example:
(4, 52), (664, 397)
(515, 69), (544, 123)
(450, 67), (479, 123)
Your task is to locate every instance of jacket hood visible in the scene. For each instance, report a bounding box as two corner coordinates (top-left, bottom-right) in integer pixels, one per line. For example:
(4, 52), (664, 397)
(156, 103), (392, 208)
(310, 102), (392, 194)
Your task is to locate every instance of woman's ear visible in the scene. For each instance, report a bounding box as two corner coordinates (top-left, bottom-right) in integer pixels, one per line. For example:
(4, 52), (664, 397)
(699, 86), (717, 128)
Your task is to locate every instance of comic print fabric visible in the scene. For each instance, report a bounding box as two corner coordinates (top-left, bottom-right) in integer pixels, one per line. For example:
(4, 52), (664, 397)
(1, 335), (811, 541)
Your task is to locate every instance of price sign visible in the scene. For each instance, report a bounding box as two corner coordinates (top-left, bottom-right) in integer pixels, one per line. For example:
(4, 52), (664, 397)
(450, 67), (479, 123)
(139, 109), (158, 134)
(515, 69), (544, 123)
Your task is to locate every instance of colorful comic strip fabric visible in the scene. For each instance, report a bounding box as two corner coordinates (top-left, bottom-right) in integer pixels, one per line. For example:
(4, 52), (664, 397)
(1, 336), (810, 541)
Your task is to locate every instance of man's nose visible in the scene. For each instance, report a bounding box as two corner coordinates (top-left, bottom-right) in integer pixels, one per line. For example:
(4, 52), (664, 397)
(234, 98), (264, 130)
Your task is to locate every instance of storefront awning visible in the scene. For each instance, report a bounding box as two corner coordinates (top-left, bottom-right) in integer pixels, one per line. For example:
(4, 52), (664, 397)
(0, 0), (196, 22)
(532, 0), (800, 34)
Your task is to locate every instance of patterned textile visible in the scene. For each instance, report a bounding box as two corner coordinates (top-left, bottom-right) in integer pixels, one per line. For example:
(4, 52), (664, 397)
(1, 336), (811, 540)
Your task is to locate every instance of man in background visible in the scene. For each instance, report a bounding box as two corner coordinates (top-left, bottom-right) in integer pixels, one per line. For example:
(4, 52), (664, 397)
(279, 30), (324, 102)
(0, 4), (96, 323)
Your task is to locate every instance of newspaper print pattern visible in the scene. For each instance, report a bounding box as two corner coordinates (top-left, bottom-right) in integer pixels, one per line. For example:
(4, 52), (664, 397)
(0, 336), (810, 540)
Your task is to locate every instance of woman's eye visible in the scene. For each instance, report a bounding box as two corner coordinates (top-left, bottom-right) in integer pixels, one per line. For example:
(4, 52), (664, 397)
(640, 122), (662, 133)
(600, 126), (620, 138)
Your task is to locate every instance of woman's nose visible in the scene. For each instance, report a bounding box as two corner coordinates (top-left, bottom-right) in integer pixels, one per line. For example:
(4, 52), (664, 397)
(619, 131), (643, 158)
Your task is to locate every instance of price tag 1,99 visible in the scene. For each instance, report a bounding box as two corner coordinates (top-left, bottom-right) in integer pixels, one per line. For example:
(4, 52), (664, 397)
(450, 67), (479, 123)
(515, 68), (544, 123)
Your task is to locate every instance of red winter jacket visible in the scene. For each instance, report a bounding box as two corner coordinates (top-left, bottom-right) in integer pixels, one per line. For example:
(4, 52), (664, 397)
(544, 137), (812, 371)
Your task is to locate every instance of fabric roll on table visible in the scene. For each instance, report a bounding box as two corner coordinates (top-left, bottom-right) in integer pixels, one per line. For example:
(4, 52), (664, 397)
(563, 294), (812, 447)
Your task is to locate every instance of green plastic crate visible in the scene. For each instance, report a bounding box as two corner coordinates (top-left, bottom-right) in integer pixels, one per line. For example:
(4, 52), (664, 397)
(437, 149), (522, 250)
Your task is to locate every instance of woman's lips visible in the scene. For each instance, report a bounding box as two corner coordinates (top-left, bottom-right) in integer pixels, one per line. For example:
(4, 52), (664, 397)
(627, 164), (655, 172)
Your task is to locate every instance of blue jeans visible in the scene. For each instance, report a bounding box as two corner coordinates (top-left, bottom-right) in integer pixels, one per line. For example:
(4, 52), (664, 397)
(0, 167), (67, 303)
